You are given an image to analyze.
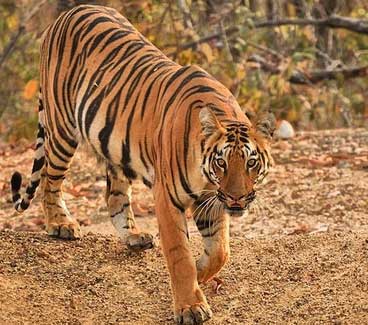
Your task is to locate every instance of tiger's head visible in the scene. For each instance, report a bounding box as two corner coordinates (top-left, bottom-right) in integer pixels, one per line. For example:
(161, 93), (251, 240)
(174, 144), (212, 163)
(199, 107), (275, 215)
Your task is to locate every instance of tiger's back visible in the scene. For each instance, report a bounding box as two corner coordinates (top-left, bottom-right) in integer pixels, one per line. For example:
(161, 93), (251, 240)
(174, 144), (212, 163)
(40, 5), (243, 186)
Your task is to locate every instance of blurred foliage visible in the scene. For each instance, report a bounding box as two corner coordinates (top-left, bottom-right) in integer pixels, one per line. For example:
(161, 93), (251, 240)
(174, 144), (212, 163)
(1, 0), (368, 141)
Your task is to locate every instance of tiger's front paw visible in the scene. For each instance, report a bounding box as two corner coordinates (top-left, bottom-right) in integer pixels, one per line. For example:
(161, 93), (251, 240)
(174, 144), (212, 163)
(47, 221), (81, 240)
(175, 302), (212, 325)
(126, 232), (155, 252)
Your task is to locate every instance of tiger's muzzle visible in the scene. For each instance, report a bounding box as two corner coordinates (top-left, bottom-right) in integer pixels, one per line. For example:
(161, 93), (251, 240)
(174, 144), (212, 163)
(217, 189), (256, 214)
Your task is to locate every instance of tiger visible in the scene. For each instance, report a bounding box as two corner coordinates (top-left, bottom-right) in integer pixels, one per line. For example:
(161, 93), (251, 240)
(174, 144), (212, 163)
(10, 5), (274, 324)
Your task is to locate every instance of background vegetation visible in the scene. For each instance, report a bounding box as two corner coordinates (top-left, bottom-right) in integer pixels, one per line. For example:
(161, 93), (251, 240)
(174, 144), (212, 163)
(1, 0), (368, 141)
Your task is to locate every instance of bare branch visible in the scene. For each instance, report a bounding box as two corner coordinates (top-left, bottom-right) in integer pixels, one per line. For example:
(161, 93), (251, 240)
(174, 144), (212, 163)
(254, 15), (368, 34)
(0, 26), (25, 68)
(289, 65), (368, 84)
(171, 15), (368, 57)
(247, 54), (368, 85)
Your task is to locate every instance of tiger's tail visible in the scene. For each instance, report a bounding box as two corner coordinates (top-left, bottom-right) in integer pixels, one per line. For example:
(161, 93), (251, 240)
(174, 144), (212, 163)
(11, 91), (46, 213)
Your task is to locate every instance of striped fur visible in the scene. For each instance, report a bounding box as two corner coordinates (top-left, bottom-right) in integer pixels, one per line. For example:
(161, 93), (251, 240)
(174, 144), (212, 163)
(10, 5), (273, 324)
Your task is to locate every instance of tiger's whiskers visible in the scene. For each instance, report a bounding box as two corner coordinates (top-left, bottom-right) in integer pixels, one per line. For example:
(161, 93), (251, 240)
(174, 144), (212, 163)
(192, 195), (216, 222)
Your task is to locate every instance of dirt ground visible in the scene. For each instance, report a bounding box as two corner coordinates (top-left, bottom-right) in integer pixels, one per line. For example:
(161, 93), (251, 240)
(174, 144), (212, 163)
(0, 128), (368, 324)
(1, 231), (368, 325)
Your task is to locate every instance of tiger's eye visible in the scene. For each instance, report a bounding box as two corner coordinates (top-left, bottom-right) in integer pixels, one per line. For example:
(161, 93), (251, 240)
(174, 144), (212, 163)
(216, 158), (226, 168)
(247, 158), (257, 168)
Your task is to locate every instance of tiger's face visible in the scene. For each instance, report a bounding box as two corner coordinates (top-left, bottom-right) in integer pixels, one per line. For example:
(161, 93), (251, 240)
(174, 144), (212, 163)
(199, 107), (274, 214)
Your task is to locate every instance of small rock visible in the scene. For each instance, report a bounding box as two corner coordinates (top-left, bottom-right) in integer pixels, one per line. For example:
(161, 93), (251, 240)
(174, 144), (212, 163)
(274, 120), (295, 139)
(337, 161), (351, 169)
(327, 190), (341, 198)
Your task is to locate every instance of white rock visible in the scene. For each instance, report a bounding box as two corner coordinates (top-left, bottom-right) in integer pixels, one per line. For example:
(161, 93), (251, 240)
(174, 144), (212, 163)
(274, 120), (295, 139)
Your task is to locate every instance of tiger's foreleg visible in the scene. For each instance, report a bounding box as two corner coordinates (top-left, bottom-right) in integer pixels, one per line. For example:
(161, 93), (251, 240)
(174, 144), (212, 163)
(154, 185), (212, 325)
(193, 199), (230, 284)
(106, 166), (154, 251)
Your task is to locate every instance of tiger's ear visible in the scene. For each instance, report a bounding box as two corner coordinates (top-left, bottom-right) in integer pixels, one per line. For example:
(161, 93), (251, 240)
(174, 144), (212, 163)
(199, 107), (223, 137)
(255, 111), (276, 140)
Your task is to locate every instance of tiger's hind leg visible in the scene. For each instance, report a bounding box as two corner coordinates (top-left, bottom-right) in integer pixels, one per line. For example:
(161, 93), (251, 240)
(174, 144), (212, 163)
(106, 166), (154, 251)
(42, 135), (81, 239)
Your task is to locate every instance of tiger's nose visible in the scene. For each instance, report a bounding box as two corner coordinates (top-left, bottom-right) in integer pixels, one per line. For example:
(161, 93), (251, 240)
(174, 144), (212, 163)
(226, 195), (246, 208)
(227, 191), (256, 208)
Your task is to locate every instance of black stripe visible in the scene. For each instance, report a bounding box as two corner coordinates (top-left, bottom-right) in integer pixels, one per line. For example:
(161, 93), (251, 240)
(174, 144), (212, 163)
(176, 151), (198, 200)
(12, 193), (21, 203)
(48, 137), (70, 164)
(110, 204), (130, 218)
(139, 61), (172, 120)
(25, 179), (41, 195)
(87, 27), (116, 55)
(20, 200), (30, 210)
(70, 10), (100, 36)
(47, 158), (68, 172)
(100, 30), (132, 52)
(31, 157), (45, 173)
(80, 16), (113, 40)
(11, 172), (22, 192)
(84, 90), (105, 137)
(47, 174), (65, 181)
(139, 142), (149, 171)
(167, 187), (185, 213)
(142, 177), (152, 188)
(144, 137), (154, 166)
(195, 217), (211, 231)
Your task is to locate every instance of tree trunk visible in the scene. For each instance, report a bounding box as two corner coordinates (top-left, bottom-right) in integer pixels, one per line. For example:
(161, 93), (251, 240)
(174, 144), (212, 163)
(265, 0), (280, 50)
(249, 0), (258, 13)
(290, 0), (308, 18)
(312, 0), (341, 68)
(266, 0), (279, 20)
(177, 0), (193, 29)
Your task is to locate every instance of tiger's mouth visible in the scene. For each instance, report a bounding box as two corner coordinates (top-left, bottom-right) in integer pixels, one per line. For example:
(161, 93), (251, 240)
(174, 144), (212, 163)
(226, 205), (247, 211)
(224, 204), (249, 216)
